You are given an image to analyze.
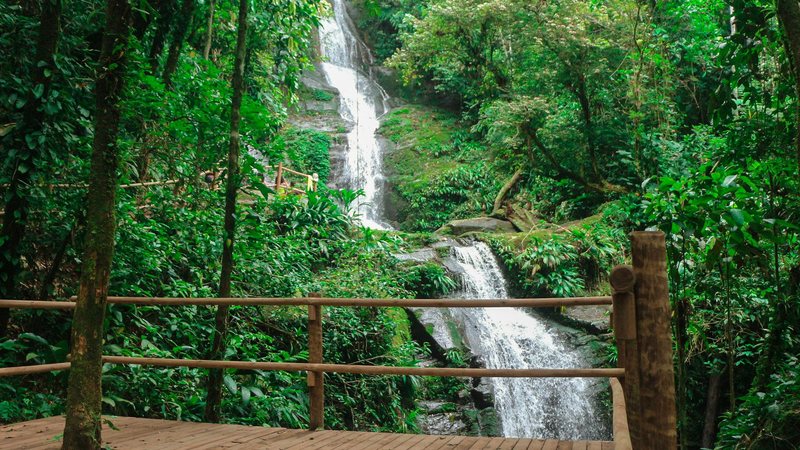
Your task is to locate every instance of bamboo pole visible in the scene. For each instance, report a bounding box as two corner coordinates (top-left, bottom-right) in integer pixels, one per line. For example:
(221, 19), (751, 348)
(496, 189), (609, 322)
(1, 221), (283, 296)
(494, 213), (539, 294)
(611, 264), (641, 448)
(611, 377), (633, 450)
(0, 362), (70, 377)
(630, 231), (677, 449)
(101, 356), (624, 378)
(101, 296), (612, 308)
(308, 293), (324, 430)
(3, 296), (613, 310)
(0, 300), (77, 309)
(275, 163), (284, 195)
(0, 180), (179, 189)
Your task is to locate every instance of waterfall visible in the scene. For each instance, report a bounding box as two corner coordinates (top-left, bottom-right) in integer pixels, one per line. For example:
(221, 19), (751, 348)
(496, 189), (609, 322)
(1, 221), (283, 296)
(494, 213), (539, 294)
(318, 0), (390, 229)
(448, 242), (607, 440)
(315, 0), (607, 440)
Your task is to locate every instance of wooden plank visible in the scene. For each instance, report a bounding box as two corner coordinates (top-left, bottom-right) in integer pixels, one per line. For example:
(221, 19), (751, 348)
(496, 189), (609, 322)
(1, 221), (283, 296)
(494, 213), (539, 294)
(256, 429), (317, 448)
(420, 435), (461, 450)
(523, 440), (546, 450)
(212, 427), (287, 448)
(378, 432), (419, 449)
(0, 417), (65, 449)
(586, 442), (602, 450)
(341, 431), (400, 450)
(394, 434), (432, 449)
(571, 441), (588, 450)
(483, 437), (507, 449)
(556, 441), (572, 450)
(467, 437), (495, 449)
(102, 418), (196, 448)
(510, 440), (529, 450)
(161, 422), (241, 449)
(600, 443), (615, 450)
(102, 356), (624, 379)
(325, 431), (378, 450)
(541, 440), (559, 450)
(300, 430), (366, 449)
(281, 430), (341, 449)
(496, 437), (520, 449)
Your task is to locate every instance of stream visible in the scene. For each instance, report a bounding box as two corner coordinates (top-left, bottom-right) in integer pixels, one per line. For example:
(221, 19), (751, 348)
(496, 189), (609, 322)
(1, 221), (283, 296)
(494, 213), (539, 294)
(317, 0), (607, 440)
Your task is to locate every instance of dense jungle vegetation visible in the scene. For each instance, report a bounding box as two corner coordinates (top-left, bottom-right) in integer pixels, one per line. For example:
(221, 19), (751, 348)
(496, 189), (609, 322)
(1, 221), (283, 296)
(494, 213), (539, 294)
(0, 0), (799, 449)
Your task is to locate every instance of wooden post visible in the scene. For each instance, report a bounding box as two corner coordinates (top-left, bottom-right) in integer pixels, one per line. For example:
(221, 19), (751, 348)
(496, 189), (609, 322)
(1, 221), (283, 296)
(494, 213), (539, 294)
(630, 231), (677, 449)
(275, 163), (284, 194)
(312, 173), (318, 192)
(308, 292), (324, 430)
(611, 264), (641, 448)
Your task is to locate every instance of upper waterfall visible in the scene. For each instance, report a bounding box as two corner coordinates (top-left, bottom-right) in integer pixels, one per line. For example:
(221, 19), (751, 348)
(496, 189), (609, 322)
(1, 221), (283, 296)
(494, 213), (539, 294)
(318, 0), (391, 229)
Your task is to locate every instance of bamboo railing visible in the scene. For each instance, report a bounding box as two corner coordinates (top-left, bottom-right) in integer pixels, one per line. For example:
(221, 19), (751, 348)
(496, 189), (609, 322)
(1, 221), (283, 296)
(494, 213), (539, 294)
(266, 163), (318, 195)
(0, 232), (679, 449)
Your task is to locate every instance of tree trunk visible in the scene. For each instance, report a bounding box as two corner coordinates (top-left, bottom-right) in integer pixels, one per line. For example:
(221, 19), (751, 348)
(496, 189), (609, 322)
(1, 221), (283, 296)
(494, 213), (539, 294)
(777, 0), (800, 177)
(148, 0), (176, 74)
(61, 1), (131, 448)
(0, 0), (61, 336)
(701, 373), (722, 449)
(203, 0), (216, 59)
(162, 0), (196, 88)
(203, 0), (248, 423)
(490, 168), (522, 218)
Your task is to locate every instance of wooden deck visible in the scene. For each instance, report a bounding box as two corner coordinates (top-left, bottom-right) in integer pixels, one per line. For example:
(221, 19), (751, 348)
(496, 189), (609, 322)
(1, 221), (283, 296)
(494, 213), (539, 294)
(1, 416), (614, 449)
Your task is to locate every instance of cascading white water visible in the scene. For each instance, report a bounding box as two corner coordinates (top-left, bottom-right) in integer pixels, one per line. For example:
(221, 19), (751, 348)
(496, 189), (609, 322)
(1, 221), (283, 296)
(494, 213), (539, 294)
(318, 0), (390, 229)
(316, 1), (606, 440)
(448, 242), (607, 439)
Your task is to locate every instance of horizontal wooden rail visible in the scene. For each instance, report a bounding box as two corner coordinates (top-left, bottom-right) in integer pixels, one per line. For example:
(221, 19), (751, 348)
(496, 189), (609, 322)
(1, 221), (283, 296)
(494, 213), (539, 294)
(0, 180), (179, 189)
(0, 300), (76, 309)
(106, 296), (612, 307)
(102, 356), (624, 378)
(0, 362), (70, 377)
(0, 296), (612, 310)
(611, 377), (633, 450)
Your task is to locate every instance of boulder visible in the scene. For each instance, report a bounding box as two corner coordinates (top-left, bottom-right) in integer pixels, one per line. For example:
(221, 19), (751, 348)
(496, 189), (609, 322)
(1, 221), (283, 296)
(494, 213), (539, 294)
(438, 217), (516, 235)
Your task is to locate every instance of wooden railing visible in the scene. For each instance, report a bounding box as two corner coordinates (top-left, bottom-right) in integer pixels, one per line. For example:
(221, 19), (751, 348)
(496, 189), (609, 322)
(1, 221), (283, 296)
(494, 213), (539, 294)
(0, 231), (678, 449)
(265, 163), (318, 195)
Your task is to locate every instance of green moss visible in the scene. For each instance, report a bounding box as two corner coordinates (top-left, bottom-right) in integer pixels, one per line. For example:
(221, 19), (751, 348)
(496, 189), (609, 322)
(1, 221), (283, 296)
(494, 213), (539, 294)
(381, 105), (499, 231)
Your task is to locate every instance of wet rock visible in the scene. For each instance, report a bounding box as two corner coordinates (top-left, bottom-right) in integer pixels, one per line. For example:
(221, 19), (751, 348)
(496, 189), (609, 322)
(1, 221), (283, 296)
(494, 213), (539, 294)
(470, 378), (494, 409)
(393, 248), (437, 263)
(438, 217), (517, 236)
(463, 408), (502, 437)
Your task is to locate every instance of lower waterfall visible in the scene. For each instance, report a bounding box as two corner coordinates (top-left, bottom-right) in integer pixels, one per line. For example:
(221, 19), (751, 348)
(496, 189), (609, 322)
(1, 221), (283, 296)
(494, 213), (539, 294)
(447, 242), (608, 439)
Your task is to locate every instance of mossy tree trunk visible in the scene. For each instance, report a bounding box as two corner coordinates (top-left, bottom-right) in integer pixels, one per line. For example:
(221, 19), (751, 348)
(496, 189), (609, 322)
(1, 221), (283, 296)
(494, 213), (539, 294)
(202, 0), (216, 60)
(203, 0), (248, 423)
(0, 0), (62, 336)
(148, 0), (177, 74)
(162, 0), (196, 88)
(61, 1), (131, 448)
(777, 0), (800, 176)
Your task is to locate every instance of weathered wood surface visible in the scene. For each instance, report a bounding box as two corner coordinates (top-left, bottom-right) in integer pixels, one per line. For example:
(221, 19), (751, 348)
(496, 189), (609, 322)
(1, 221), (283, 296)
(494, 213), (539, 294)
(308, 294), (324, 430)
(630, 232), (677, 449)
(0, 296), (612, 310)
(0, 416), (615, 449)
(610, 265), (640, 447)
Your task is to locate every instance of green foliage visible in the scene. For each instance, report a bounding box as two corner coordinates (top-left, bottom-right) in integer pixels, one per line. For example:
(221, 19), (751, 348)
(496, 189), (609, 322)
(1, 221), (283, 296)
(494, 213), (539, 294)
(490, 220), (625, 297)
(381, 106), (498, 231)
(398, 262), (457, 298)
(717, 357), (800, 448)
(266, 127), (332, 184)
